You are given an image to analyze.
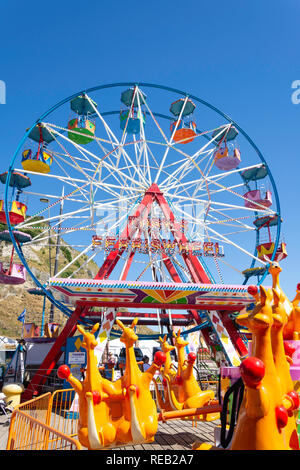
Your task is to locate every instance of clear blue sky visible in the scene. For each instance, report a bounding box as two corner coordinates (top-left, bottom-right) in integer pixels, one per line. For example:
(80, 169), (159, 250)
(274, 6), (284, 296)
(0, 0), (299, 299)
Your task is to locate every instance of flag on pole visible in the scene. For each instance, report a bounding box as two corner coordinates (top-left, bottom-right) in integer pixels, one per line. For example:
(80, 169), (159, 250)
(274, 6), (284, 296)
(17, 309), (26, 323)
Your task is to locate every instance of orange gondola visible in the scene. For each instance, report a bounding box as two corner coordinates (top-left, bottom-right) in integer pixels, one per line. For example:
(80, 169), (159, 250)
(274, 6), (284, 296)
(170, 120), (197, 144)
(170, 98), (197, 144)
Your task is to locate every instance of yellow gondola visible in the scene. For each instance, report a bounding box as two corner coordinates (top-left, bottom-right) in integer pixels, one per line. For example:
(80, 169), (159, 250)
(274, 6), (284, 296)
(21, 149), (53, 174)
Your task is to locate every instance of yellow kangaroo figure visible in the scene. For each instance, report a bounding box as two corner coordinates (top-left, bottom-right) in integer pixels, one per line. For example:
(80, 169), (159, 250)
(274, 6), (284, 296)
(116, 318), (166, 444)
(284, 285), (300, 340)
(165, 330), (218, 421)
(153, 335), (177, 412)
(271, 289), (300, 449)
(230, 286), (290, 450)
(194, 286), (299, 451)
(267, 260), (300, 340)
(58, 323), (126, 449)
(58, 320), (166, 448)
(268, 260), (293, 315)
(159, 334), (176, 380)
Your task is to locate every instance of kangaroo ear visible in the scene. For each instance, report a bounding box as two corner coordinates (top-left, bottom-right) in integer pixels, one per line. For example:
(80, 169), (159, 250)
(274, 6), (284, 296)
(260, 285), (269, 305)
(177, 329), (181, 337)
(91, 323), (99, 335)
(272, 288), (281, 306)
(77, 325), (85, 335)
(116, 319), (125, 330)
(163, 334), (167, 341)
(236, 312), (250, 328)
(130, 317), (138, 328)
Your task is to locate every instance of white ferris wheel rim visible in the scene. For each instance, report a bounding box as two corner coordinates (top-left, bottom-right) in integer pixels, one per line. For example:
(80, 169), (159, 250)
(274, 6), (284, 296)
(4, 82), (281, 307)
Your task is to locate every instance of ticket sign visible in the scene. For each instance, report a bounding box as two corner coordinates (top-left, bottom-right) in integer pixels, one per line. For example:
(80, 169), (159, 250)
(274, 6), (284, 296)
(63, 336), (87, 389)
(68, 351), (86, 365)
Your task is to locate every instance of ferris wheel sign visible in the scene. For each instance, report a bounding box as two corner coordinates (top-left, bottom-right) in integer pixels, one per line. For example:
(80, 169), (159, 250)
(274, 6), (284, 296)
(92, 234), (224, 257)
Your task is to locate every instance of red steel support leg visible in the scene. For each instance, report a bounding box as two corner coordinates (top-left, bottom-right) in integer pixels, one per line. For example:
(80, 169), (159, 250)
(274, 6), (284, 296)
(120, 229), (143, 281)
(156, 190), (247, 359)
(120, 250), (135, 280)
(154, 188), (211, 284)
(218, 310), (248, 357)
(94, 183), (247, 362)
(161, 246), (212, 347)
(95, 193), (153, 280)
(22, 305), (85, 401)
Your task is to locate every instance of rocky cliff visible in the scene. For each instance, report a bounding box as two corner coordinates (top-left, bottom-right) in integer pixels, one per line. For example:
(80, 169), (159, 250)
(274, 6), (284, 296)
(0, 226), (99, 338)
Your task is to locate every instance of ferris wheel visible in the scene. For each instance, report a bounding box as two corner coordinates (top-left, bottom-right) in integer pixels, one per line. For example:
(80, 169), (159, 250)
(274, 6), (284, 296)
(2, 82), (284, 318)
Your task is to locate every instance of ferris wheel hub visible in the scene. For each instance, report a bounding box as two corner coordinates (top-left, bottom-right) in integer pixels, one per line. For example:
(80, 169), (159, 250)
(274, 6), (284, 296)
(145, 183), (163, 195)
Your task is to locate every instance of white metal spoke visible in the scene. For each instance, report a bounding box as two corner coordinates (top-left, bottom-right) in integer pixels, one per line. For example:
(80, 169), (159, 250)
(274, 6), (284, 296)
(204, 207), (254, 231)
(160, 126), (230, 190)
(85, 92), (149, 188)
(154, 96), (189, 184)
(53, 243), (94, 278)
(163, 190), (276, 216)
(205, 224), (266, 265)
(23, 215), (93, 246)
(136, 88), (151, 185)
(68, 249), (100, 278)
(19, 204), (92, 229)
(45, 123), (145, 190)
(15, 167), (91, 203)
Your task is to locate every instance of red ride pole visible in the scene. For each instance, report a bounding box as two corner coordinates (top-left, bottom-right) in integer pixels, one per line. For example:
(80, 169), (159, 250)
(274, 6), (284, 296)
(21, 305), (85, 401)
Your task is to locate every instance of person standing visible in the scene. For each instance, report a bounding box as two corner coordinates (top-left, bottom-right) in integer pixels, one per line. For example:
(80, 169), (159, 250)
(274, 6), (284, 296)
(143, 355), (150, 371)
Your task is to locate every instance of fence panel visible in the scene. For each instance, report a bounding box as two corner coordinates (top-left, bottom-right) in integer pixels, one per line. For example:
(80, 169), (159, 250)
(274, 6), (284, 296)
(16, 392), (51, 425)
(7, 409), (81, 450)
(48, 388), (79, 438)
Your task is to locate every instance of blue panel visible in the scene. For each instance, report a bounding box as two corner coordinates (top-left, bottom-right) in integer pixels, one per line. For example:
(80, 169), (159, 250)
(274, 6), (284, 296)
(63, 335), (86, 389)
(0, 171), (31, 189)
(170, 98), (196, 117)
(121, 88), (146, 107)
(70, 95), (97, 116)
(212, 125), (238, 142)
(29, 125), (55, 144)
(242, 165), (268, 182)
